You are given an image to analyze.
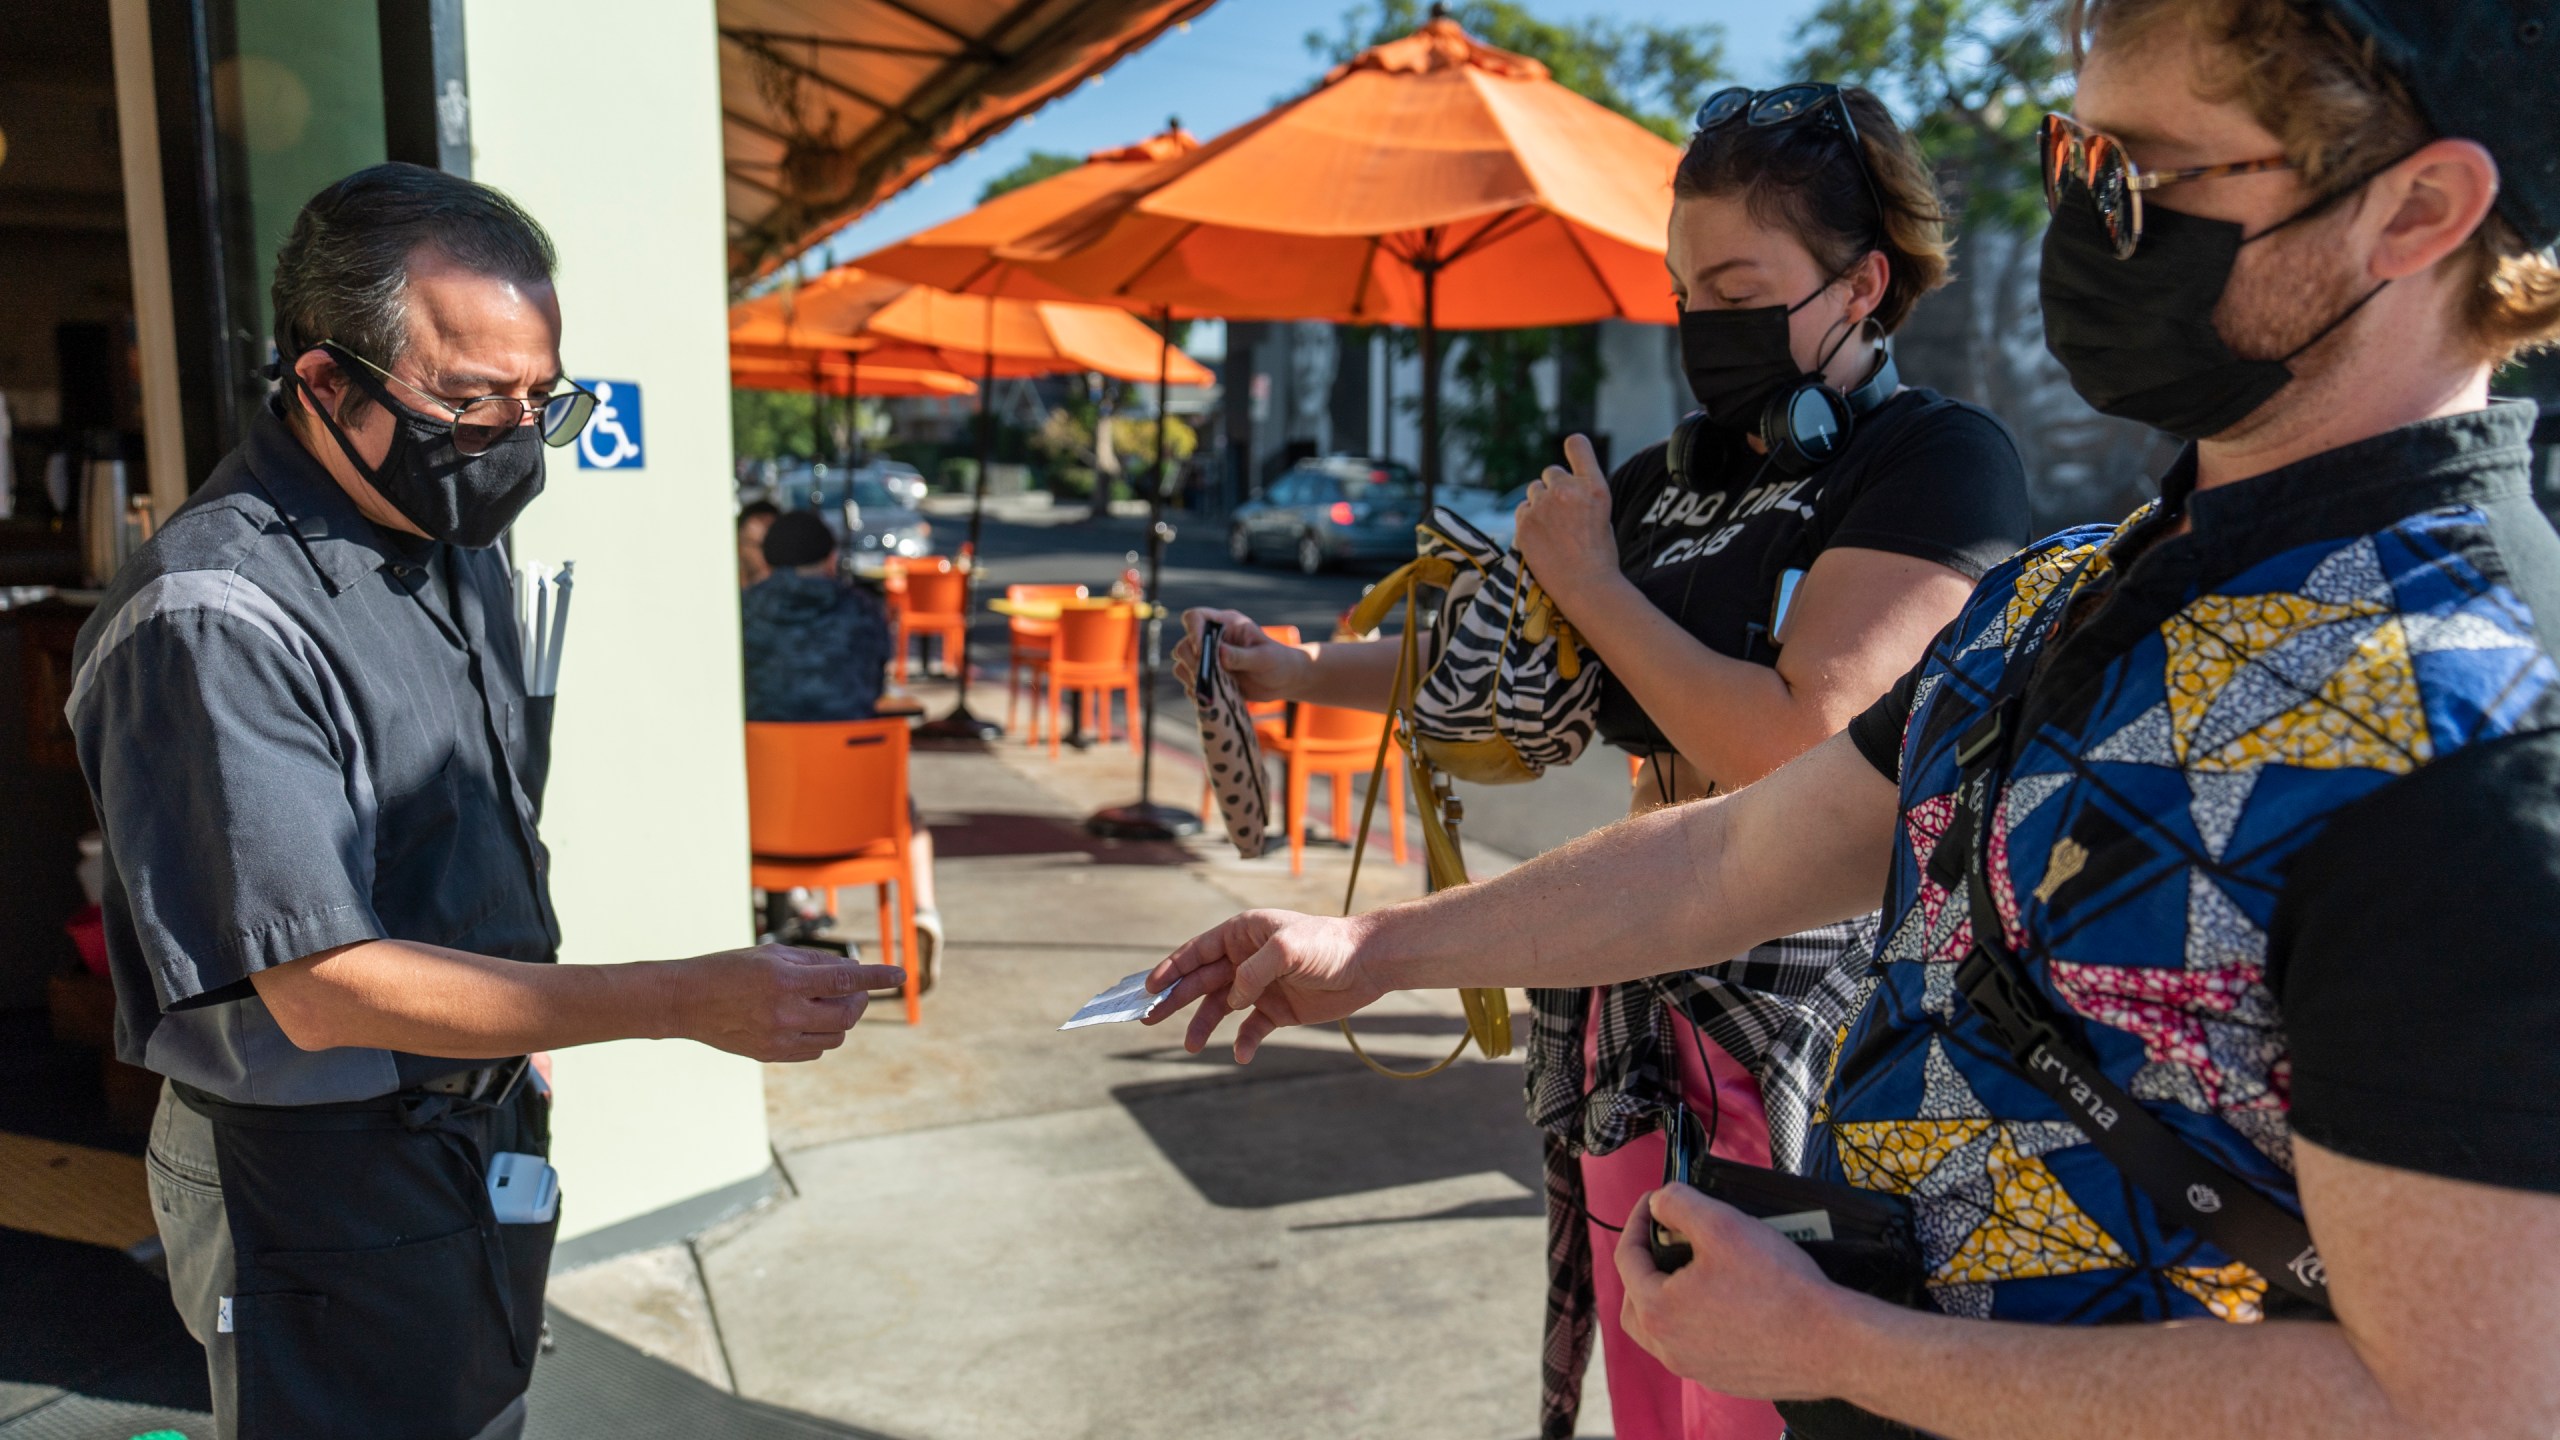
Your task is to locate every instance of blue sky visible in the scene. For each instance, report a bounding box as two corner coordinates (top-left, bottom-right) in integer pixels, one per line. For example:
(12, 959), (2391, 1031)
(817, 0), (1827, 269)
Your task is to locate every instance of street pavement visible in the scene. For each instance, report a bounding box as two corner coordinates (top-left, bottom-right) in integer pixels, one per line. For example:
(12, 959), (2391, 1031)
(548, 645), (1627, 1439)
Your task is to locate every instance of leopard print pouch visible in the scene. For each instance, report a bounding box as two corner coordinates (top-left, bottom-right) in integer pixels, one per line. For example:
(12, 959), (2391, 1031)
(1192, 629), (1271, 858)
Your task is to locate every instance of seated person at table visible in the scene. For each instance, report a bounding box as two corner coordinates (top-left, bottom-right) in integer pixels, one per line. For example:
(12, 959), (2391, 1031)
(737, 498), (780, 589)
(742, 510), (942, 982)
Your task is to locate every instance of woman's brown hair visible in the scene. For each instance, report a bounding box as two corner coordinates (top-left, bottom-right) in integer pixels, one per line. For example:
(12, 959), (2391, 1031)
(2069, 0), (2560, 365)
(1672, 86), (1953, 336)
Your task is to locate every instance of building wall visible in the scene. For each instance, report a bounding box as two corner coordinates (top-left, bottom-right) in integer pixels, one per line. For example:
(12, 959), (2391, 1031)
(462, 0), (772, 1243)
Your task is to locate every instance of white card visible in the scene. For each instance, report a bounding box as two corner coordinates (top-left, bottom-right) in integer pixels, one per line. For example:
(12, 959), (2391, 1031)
(1061, 968), (1170, 1030)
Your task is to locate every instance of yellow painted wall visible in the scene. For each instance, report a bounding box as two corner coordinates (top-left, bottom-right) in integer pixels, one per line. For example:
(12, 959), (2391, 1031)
(461, 0), (770, 1240)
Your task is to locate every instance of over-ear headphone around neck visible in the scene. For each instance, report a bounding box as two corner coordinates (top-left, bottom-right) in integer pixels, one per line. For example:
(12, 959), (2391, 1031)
(1667, 345), (1900, 488)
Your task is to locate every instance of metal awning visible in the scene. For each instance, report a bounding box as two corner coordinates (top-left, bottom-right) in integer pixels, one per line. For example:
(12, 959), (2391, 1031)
(718, 0), (1219, 287)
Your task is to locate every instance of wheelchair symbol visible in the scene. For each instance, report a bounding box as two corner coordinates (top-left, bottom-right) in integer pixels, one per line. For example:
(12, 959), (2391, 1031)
(577, 380), (645, 470)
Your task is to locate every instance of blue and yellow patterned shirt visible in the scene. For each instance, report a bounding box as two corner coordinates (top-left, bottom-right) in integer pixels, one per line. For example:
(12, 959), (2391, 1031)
(1820, 401), (2560, 1324)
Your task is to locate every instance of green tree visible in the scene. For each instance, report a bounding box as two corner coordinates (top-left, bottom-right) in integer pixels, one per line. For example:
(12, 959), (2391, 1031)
(1790, 0), (2071, 229)
(979, 150), (1082, 202)
(733, 388), (819, 465)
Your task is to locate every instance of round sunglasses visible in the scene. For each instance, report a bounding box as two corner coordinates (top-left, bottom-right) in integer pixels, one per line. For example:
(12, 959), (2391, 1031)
(323, 341), (600, 456)
(2038, 112), (2293, 259)
(1694, 82), (1890, 237)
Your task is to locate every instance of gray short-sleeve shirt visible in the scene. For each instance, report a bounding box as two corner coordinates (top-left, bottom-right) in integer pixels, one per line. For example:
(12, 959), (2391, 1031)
(69, 399), (558, 1105)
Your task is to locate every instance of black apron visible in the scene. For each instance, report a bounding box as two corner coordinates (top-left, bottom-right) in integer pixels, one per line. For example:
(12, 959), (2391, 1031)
(175, 1072), (556, 1439)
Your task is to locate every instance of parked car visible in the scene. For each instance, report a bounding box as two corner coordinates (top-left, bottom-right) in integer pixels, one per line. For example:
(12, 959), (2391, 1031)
(824, 474), (934, 560)
(1228, 457), (1423, 574)
(854, 458), (929, 509)
(1462, 483), (1532, 550)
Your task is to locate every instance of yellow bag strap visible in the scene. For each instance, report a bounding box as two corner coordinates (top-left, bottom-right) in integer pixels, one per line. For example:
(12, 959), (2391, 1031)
(1334, 579), (1513, 1080)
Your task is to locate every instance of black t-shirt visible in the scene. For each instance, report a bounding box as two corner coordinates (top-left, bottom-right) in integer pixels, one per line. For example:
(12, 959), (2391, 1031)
(1596, 387), (2032, 753)
(1846, 403), (2560, 1195)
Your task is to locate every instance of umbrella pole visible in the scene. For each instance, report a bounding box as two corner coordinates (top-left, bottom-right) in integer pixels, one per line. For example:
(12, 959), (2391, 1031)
(1089, 308), (1202, 841)
(916, 330), (1005, 742)
(1419, 261), (1442, 515)
(848, 358), (862, 470)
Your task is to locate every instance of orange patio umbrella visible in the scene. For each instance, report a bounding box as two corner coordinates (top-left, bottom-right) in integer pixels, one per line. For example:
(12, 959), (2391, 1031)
(728, 353), (977, 398)
(852, 125), (1221, 838)
(853, 125), (1206, 303)
(997, 14), (1684, 508)
(728, 267), (1212, 385)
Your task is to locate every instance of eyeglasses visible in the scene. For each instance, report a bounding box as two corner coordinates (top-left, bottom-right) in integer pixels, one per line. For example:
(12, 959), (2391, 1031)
(2038, 112), (2294, 259)
(322, 342), (599, 456)
(1694, 83), (1889, 245)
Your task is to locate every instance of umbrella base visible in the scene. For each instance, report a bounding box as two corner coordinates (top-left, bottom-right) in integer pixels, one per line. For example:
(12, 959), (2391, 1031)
(915, 704), (1004, 744)
(1084, 801), (1203, 842)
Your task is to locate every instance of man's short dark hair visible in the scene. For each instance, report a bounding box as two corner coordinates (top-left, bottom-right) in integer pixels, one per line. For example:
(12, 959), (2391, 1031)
(737, 499), (782, 530)
(271, 162), (557, 415)
(761, 511), (838, 569)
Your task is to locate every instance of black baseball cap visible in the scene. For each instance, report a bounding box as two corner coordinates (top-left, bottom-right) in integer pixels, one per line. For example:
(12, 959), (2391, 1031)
(2319, 0), (2560, 249)
(761, 510), (836, 569)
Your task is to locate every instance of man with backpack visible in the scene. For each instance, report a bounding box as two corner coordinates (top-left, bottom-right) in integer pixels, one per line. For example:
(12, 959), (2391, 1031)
(1142, 2), (2560, 1434)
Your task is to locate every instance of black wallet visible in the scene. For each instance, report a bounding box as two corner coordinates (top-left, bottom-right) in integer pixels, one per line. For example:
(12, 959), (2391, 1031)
(1647, 1106), (1935, 1440)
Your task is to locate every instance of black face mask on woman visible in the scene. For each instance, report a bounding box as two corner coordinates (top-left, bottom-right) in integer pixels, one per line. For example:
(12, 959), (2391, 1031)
(293, 359), (548, 549)
(1678, 278), (1850, 429)
(2039, 191), (2388, 442)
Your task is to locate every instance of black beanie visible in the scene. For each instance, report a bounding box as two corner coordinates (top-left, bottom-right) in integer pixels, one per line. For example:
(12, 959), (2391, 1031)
(2319, 0), (2560, 249)
(761, 511), (837, 569)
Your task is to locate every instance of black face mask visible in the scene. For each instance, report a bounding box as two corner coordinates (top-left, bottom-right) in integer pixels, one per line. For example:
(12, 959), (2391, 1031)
(1679, 279), (1842, 429)
(2040, 194), (2387, 442)
(294, 359), (547, 549)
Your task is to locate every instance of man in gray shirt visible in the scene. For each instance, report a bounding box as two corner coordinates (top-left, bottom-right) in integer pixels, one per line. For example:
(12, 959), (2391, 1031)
(70, 163), (895, 1439)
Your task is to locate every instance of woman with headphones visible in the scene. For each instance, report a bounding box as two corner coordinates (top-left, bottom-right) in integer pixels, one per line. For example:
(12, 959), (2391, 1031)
(1174, 84), (2030, 1440)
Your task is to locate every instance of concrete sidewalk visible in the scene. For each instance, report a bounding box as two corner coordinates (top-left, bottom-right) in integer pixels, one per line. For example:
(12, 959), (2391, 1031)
(548, 685), (1618, 1440)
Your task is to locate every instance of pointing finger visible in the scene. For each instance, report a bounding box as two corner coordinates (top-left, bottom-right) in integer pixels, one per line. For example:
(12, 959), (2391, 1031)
(812, 963), (906, 997)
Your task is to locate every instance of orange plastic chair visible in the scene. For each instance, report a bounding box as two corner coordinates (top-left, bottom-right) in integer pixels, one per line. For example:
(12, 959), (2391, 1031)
(1265, 701), (1406, 877)
(744, 718), (924, 1025)
(1195, 624), (1301, 819)
(1004, 583), (1090, 741)
(1041, 602), (1140, 758)
(880, 558), (912, 683)
(899, 559), (966, 681)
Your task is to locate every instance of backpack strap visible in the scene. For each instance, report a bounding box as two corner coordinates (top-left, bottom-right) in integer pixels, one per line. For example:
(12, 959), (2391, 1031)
(1335, 569), (1514, 1079)
(1933, 698), (2332, 1311)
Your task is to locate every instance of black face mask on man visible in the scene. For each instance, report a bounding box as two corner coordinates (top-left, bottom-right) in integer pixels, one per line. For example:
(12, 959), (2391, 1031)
(292, 348), (547, 549)
(1679, 276), (1856, 429)
(2039, 187), (2389, 442)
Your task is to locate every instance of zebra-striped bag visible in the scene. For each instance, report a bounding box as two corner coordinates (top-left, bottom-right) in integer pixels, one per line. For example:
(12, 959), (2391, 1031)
(1342, 507), (1601, 785)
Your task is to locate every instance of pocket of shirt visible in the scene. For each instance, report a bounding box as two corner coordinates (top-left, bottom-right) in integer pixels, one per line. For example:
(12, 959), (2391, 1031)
(371, 755), (505, 938)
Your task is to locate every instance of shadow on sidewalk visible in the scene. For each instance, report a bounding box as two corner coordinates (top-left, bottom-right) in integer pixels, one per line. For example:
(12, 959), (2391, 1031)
(926, 809), (1189, 866)
(1110, 1046), (1541, 1213)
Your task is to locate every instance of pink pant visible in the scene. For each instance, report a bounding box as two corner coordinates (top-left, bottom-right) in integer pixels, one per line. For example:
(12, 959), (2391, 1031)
(1579, 995), (1785, 1440)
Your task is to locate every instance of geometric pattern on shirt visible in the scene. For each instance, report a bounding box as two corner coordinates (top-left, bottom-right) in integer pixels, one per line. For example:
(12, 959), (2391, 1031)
(1833, 1039), (2128, 1320)
(1811, 507), (2560, 1328)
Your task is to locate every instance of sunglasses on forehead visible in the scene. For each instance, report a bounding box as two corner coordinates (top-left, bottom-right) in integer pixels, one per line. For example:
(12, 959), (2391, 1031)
(1693, 83), (1890, 242)
(321, 341), (600, 456)
(2037, 112), (2295, 258)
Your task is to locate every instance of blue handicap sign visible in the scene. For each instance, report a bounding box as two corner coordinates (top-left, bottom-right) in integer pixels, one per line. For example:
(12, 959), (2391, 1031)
(575, 379), (645, 470)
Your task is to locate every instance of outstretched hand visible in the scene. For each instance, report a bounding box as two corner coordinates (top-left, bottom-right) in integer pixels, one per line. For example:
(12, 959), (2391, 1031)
(1172, 608), (1309, 704)
(1143, 909), (1386, 1062)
